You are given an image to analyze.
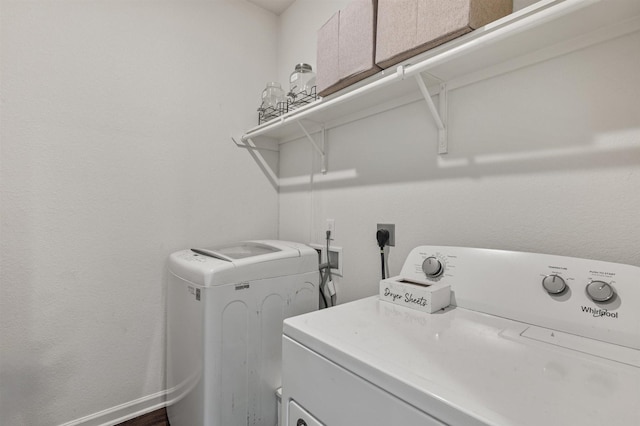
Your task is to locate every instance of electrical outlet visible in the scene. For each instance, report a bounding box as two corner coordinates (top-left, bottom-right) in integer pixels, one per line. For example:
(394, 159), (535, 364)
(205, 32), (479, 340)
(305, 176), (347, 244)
(377, 223), (395, 247)
(326, 219), (335, 237)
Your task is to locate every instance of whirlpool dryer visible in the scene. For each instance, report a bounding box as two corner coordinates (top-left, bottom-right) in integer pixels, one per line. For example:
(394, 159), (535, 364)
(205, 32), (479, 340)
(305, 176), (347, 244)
(282, 246), (640, 426)
(166, 240), (319, 426)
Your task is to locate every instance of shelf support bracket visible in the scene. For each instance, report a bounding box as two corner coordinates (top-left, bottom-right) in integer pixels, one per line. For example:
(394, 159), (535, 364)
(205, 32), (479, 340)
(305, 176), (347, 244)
(438, 83), (448, 155)
(296, 120), (327, 174)
(414, 74), (448, 154)
(229, 136), (279, 189)
(231, 136), (279, 152)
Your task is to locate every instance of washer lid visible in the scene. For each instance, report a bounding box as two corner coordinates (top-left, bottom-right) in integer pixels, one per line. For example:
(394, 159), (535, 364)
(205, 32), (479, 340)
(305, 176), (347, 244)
(169, 240), (318, 287)
(192, 242), (281, 262)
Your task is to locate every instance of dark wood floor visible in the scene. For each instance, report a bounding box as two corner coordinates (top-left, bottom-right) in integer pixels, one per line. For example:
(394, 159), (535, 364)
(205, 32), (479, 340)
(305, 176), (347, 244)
(116, 408), (169, 426)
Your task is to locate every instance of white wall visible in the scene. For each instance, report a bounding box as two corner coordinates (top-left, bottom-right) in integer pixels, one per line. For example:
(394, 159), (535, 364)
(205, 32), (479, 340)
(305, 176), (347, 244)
(0, 1), (278, 425)
(277, 2), (640, 303)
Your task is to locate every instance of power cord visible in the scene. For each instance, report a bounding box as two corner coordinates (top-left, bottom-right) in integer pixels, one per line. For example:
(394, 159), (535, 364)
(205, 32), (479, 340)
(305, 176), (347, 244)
(318, 262), (330, 308)
(376, 229), (390, 280)
(326, 230), (332, 283)
(326, 230), (337, 306)
(318, 229), (336, 309)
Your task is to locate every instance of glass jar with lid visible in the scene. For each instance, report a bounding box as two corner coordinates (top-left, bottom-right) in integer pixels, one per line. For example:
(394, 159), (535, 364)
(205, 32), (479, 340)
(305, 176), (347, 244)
(289, 63), (316, 99)
(261, 82), (286, 110)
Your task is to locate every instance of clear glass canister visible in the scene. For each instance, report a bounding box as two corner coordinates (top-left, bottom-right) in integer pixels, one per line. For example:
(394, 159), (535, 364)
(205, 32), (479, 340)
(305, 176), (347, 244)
(289, 63), (316, 98)
(261, 82), (285, 110)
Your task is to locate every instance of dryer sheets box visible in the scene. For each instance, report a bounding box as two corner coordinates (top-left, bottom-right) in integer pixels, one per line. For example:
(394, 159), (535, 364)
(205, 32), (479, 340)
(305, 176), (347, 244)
(379, 276), (450, 313)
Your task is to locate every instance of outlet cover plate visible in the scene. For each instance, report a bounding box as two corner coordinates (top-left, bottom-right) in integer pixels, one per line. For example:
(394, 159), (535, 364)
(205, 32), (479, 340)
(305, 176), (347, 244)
(377, 223), (395, 247)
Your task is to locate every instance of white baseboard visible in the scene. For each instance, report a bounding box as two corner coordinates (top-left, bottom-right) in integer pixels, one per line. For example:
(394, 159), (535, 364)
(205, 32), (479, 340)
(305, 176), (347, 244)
(58, 390), (168, 426)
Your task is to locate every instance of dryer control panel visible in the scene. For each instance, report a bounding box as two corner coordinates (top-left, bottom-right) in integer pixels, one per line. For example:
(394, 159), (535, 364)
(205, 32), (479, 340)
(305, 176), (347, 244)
(399, 246), (640, 350)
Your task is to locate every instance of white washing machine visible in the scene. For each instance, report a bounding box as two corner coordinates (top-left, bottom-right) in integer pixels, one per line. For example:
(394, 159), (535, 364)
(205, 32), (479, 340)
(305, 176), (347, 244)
(166, 240), (318, 426)
(282, 246), (640, 426)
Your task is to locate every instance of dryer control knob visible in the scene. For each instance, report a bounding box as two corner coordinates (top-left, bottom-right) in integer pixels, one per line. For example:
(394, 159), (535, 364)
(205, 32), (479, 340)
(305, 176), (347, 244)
(586, 280), (615, 302)
(422, 257), (444, 278)
(542, 274), (567, 295)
